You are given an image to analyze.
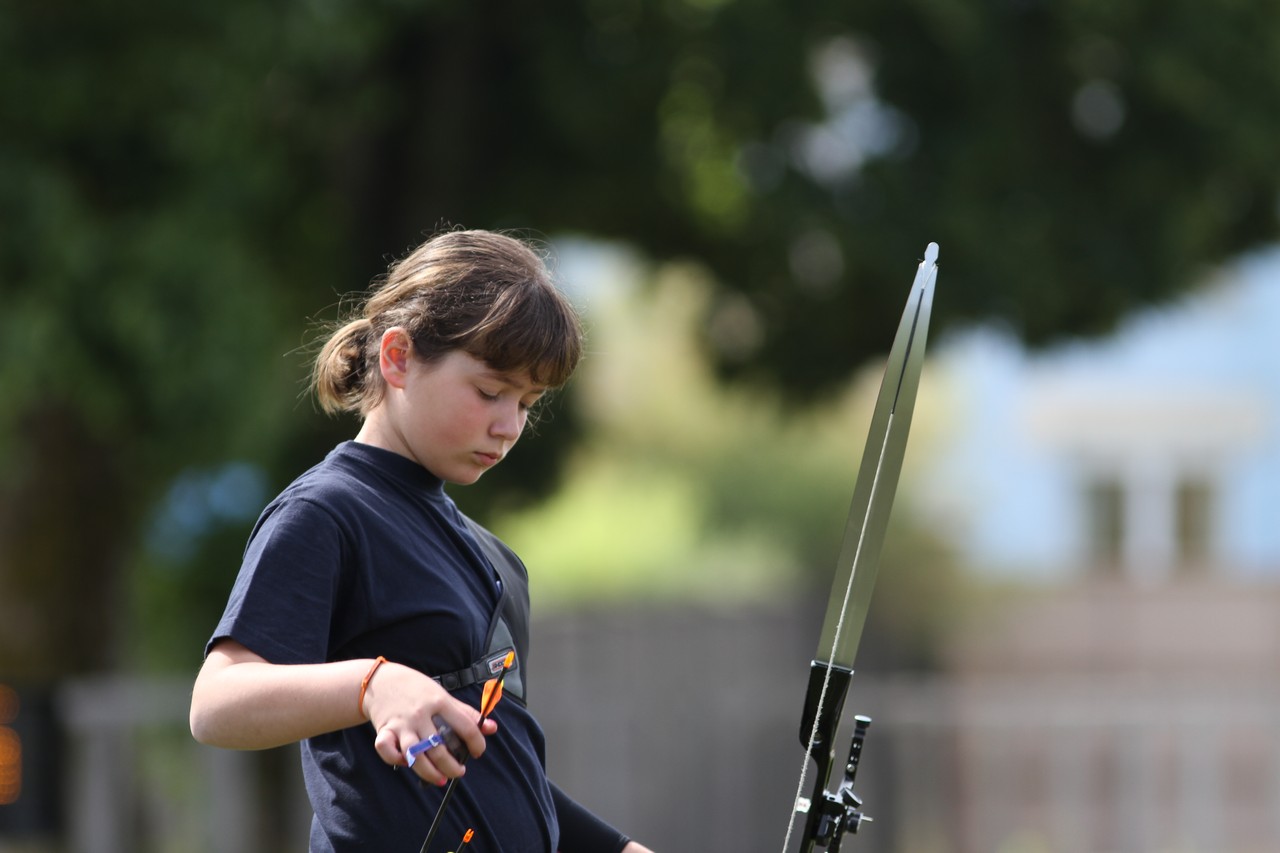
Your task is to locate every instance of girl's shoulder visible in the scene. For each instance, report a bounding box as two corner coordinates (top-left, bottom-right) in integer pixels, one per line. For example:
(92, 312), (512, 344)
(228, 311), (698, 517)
(253, 446), (380, 525)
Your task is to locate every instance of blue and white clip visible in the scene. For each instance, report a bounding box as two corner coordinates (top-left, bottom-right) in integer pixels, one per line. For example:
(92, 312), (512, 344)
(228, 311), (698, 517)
(406, 732), (444, 767)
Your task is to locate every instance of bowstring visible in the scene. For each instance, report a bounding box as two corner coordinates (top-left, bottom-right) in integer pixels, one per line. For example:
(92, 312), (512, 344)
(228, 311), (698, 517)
(779, 415), (896, 853)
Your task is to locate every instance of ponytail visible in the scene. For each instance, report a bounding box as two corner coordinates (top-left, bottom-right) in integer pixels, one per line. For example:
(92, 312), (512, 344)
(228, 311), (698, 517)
(312, 317), (375, 415)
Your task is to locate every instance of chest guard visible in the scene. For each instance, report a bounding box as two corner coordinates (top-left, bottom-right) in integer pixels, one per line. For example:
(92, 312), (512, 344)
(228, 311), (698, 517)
(431, 518), (531, 704)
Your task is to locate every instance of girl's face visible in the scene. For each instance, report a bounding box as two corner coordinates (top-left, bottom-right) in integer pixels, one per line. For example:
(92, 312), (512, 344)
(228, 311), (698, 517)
(365, 340), (546, 485)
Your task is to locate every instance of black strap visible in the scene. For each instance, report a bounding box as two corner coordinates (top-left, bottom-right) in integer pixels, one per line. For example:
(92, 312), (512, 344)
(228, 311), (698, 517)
(433, 646), (515, 692)
(430, 516), (531, 703)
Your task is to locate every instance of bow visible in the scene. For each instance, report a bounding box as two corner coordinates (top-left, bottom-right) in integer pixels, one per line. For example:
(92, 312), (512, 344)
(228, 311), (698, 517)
(780, 243), (939, 853)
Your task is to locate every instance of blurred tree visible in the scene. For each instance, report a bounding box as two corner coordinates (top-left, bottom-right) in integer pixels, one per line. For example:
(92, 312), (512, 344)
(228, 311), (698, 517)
(0, 0), (1277, 675)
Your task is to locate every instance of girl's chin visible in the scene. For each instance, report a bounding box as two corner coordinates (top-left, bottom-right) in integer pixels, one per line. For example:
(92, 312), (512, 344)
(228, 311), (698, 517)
(443, 467), (487, 486)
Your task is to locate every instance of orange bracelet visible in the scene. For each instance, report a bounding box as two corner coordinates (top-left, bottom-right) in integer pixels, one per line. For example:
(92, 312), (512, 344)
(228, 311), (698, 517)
(358, 656), (388, 719)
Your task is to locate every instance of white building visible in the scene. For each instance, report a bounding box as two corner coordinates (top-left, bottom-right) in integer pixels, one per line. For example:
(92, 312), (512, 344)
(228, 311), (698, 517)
(921, 246), (1280, 583)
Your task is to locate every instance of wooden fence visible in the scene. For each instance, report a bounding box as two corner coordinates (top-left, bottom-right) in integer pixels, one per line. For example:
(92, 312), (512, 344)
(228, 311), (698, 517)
(23, 601), (1280, 853)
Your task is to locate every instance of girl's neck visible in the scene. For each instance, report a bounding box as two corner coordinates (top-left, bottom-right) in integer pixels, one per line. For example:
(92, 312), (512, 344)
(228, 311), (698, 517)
(353, 407), (406, 460)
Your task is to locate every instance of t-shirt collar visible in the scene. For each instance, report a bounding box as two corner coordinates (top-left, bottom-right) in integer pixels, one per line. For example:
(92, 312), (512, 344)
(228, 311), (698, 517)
(335, 440), (446, 497)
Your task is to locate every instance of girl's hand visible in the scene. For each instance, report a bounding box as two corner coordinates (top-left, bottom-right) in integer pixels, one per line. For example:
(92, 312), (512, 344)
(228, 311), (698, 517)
(361, 661), (499, 786)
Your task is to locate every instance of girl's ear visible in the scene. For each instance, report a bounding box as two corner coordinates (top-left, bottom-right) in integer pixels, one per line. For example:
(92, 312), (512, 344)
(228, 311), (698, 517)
(378, 328), (413, 389)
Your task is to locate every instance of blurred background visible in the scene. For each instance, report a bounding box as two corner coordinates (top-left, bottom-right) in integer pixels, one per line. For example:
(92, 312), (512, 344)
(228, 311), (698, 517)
(2, 1), (1279, 851)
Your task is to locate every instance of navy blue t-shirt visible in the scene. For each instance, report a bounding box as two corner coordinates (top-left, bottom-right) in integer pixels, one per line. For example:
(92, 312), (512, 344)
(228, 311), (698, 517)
(209, 441), (557, 852)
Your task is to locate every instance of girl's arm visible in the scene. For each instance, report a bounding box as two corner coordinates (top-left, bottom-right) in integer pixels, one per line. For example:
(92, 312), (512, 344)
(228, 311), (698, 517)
(550, 780), (656, 853)
(190, 638), (495, 786)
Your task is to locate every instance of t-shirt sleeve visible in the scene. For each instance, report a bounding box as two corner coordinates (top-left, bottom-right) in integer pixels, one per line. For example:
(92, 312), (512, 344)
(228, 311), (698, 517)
(550, 781), (630, 853)
(207, 497), (350, 665)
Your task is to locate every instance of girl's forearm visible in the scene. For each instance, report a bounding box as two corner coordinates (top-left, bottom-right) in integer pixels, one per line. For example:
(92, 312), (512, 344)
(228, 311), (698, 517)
(190, 644), (372, 749)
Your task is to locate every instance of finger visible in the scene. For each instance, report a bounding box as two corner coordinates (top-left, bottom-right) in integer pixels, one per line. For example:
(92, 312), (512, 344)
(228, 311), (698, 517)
(408, 744), (462, 787)
(409, 721), (470, 783)
(408, 753), (451, 787)
(434, 711), (495, 754)
(406, 731), (448, 767)
(454, 717), (488, 761)
(373, 726), (407, 767)
(433, 704), (489, 761)
(410, 755), (452, 787)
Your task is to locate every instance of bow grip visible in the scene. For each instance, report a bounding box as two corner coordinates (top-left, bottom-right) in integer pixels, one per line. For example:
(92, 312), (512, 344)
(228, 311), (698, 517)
(799, 661), (854, 778)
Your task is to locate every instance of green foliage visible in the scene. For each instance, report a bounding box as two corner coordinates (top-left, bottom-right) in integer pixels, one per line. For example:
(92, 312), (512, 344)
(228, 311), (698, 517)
(0, 0), (1275, 674)
(828, 0), (1280, 359)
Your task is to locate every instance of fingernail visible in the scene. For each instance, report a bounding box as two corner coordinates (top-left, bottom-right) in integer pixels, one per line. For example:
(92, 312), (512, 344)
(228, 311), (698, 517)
(437, 778), (447, 787)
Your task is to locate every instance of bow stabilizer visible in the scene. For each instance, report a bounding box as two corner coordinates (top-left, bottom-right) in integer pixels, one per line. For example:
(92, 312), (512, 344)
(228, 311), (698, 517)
(782, 243), (939, 853)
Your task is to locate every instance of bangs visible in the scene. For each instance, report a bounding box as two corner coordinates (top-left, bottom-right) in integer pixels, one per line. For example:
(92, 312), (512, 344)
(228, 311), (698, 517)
(455, 279), (583, 388)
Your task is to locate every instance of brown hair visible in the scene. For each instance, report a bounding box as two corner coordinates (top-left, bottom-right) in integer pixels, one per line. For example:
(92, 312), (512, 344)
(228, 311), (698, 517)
(312, 229), (583, 415)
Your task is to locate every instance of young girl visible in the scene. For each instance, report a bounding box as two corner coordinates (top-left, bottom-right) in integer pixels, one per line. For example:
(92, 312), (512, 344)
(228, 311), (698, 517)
(190, 230), (654, 853)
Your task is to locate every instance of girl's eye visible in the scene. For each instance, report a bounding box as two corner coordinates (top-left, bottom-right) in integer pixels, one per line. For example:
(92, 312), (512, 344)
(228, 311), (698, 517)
(478, 388), (500, 401)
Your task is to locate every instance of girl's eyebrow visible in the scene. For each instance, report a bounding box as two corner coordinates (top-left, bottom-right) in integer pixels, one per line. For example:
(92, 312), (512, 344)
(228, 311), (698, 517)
(479, 369), (547, 394)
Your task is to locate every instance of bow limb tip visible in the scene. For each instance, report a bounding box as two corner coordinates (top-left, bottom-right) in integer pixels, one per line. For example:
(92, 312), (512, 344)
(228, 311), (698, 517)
(924, 242), (939, 265)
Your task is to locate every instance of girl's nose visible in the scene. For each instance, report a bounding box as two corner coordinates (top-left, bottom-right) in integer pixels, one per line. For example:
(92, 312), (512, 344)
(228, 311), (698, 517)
(491, 403), (525, 440)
